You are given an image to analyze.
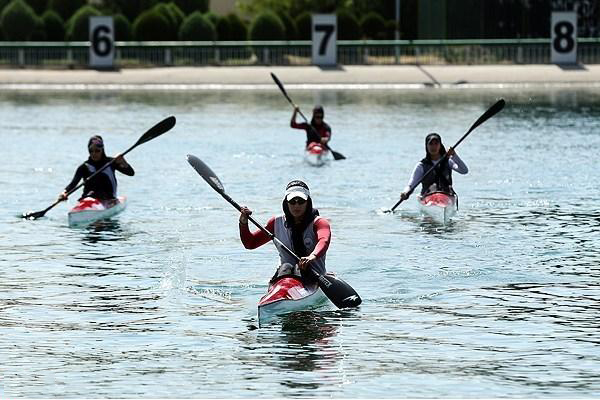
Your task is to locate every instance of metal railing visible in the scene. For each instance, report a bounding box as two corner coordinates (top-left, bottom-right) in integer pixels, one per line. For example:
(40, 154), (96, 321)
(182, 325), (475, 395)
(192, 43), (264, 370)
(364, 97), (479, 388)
(0, 38), (599, 67)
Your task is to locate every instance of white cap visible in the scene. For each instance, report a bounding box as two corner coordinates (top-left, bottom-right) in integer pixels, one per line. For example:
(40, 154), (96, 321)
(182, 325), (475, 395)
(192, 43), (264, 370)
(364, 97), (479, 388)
(285, 184), (310, 201)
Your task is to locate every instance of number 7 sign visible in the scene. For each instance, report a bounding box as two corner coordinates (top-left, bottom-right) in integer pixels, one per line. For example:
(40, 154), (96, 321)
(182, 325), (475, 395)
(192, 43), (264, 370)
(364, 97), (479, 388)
(312, 14), (337, 66)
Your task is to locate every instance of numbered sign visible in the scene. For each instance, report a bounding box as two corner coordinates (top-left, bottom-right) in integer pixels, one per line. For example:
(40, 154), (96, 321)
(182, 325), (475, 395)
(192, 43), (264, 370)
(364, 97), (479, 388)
(551, 12), (577, 64)
(89, 16), (114, 69)
(312, 14), (337, 66)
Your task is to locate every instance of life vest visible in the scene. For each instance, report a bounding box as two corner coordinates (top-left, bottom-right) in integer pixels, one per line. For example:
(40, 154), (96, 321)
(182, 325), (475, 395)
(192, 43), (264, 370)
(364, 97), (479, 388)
(419, 157), (453, 195)
(84, 161), (117, 199)
(273, 215), (326, 275)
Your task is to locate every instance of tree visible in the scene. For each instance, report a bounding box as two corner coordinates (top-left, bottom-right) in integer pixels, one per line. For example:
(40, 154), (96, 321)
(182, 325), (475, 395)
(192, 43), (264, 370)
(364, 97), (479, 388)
(0, 0), (38, 40)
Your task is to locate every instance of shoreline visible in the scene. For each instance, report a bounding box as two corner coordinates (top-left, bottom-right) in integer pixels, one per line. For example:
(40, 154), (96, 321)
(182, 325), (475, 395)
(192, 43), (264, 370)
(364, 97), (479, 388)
(1, 65), (600, 88)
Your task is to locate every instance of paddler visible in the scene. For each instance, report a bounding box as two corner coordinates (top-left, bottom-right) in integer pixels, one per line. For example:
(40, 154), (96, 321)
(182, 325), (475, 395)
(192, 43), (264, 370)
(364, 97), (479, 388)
(400, 133), (468, 200)
(238, 180), (331, 282)
(290, 105), (331, 148)
(57, 135), (134, 202)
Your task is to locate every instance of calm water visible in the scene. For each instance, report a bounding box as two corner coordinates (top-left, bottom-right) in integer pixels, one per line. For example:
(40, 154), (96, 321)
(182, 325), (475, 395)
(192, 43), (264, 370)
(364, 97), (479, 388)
(1, 87), (599, 398)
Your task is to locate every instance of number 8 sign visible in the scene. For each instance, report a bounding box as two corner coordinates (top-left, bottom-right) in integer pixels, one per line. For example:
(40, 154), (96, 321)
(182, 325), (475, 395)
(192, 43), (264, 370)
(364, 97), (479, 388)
(89, 16), (114, 69)
(551, 12), (577, 64)
(312, 14), (337, 66)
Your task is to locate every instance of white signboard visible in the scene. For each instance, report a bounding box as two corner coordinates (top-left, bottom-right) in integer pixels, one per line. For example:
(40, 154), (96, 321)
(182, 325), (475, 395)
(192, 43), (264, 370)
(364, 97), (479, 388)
(89, 16), (114, 69)
(551, 12), (577, 64)
(312, 14), (337, 66)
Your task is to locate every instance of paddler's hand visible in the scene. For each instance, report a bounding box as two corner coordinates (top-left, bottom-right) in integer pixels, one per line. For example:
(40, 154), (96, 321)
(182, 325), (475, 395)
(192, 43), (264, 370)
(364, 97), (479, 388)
(447, 147), (456, 157)
(298, 254), (316, 270)
(320, 137), (330, 144)
(239, 206), (252, 225)
(114, 153), (129, 168)
(58, 191), (68, 201)
(400, 191), (409, 201)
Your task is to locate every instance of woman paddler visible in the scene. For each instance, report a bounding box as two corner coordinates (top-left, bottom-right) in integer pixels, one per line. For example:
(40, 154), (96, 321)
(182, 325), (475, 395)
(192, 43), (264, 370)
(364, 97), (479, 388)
(400, 133), (468, 201)
(290, 105), (331, 148)
(57, 135), (135, 202)
(238, 180), (331, 283)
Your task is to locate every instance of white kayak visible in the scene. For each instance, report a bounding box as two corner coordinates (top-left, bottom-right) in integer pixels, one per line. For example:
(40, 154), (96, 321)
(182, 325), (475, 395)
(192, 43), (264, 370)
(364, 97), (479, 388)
(304, 142), (331, 167)
(68, 196), (127, 227)
(418, 191), (457, 224)
(257, 275), (330, 326)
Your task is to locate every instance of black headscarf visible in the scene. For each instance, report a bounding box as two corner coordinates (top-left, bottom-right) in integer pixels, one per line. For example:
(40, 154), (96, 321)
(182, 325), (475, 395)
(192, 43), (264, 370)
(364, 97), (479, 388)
(281, 180), (319, 257)
(424, 132), (447, 161)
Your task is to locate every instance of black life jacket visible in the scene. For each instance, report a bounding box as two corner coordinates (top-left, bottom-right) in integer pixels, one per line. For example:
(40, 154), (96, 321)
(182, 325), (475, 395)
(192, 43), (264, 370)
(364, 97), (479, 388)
(419, 157), (453, 195)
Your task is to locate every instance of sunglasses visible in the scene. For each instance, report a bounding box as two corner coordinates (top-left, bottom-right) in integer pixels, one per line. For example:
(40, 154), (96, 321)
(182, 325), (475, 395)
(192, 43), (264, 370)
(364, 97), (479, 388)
(88, 147), (103, 154)
(288, 198), (306, 205)
(314, 115), (323, 119)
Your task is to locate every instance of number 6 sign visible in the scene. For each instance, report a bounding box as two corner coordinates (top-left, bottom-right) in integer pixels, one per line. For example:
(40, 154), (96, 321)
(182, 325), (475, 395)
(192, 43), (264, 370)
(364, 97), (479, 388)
(551, 12), (577, 64)
(312, 14), (337, 66)
(89, 16), (114, 69)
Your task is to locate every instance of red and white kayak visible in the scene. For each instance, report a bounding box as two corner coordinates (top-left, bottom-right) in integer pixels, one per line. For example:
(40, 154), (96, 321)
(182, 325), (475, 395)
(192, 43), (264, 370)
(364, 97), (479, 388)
(258, 275), (329, 326)
(68, 196), (127, 227)
(304, 142), (330, 167)
(418, 191), (457, 224)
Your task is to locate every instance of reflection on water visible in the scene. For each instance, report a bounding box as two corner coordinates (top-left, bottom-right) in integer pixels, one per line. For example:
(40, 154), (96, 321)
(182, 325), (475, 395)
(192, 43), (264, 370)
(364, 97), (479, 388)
(78, 219), (131, 244)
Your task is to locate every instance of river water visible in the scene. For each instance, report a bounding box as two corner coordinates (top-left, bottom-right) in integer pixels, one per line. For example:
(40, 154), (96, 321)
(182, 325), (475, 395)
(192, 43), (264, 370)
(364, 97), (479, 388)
(1, 87), (598, 398)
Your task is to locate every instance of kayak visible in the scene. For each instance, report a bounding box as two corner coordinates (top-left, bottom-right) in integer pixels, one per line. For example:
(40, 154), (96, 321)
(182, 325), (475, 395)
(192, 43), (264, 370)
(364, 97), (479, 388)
(68, 196), (127, 227)
(304, 142), (330, 167)
(258, 275), (330, 326)
(418, 191), (457, 224)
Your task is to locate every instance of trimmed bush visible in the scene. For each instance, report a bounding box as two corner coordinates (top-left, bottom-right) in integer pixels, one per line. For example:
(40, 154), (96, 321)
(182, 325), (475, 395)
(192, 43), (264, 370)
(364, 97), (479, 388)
(48, 0), (85, 21)
(278, 12), (297, 40)
(65, 5), (101, 41)
(152, 2), (182, 40)
(360, 12), (386, 39)
(41, 9), (64, 40)
(0, 0), (38, 40)
(215, 15), (231, 41)
(204, 11), (218, 28)
(174, 0), (208, 15)
(178, 11), (215, 41)
(30, 14), (46, 40)
(133, 8), (172, 41)
(115, 0), (158, 22)
(295, 12), (311, 40)
(114, 13), (132, 41)
(384, 19), (397, 39)
(226, 13), (246, 41)
(249, 11), (284, 41)
(337, 9), (361, 40)
(24, 0), (45, 14)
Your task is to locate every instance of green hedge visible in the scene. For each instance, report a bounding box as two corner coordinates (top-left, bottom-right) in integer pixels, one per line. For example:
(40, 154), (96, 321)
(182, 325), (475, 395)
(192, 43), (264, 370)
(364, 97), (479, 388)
(152, 2), (183, 40)
(295, 12), (311, 40)
(23, 0), (45, 14)
(337, 9), (361, 40)
(215, 15), (231, 41)
(249, 11), (284, 41)
(114, 13), (132, 41)
(133, 8), (172, 41)
(360, 11), (386, 39)
(178, 11), (215, 41)
(227, 13), (246, 41)
(278, 12), (297, 40)
(0, 0), (37, 40)
(41, 9), (64, 40)
(115, 0), (158, 23)
(65, 5), (101, 41)
(48, 0), (85, 21)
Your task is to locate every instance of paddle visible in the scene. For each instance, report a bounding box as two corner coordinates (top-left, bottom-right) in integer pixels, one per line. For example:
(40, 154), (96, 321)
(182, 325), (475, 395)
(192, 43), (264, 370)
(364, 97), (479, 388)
(388, 98), (506, 213)
(186, 154), (361, 309)
(271, 72), (346, 161)
(22, 116), (177, 220)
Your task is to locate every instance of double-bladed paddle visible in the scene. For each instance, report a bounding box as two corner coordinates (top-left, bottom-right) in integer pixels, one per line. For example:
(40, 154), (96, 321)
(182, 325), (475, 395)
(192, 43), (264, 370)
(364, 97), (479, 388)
(387, 98), (506, 213)
(186, 154), (361, 309)
(271, 72), (346, 161)
(22, 116), (177, 220)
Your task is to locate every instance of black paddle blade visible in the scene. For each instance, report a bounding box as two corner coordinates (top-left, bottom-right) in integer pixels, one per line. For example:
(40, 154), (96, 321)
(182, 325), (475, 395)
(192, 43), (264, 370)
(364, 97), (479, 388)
(330, 149), (346, 160)
(186, 154), (226, 193)
(466, 99), (505, 136)
(315, 272), (362, 308)
(271, 72), (294, 104)
(135, 116), (176, 147)
(22, 209), (47, 220)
